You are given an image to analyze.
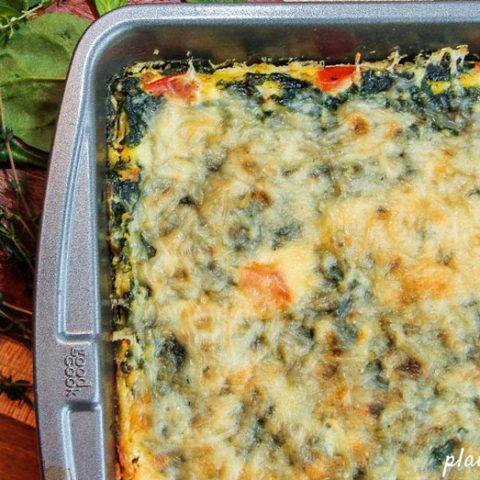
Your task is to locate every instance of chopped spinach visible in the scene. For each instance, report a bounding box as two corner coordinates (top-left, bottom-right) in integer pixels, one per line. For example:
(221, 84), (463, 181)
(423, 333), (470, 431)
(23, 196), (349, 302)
(109, 168), (140, 228)
(366, 359), (389, 389)
(217, 73), (268, 98)
(299, 325), (315, 340)
(353, 468), (366, 480)
(336, 295), (352, 322)
(229, 224), (262, 252)
(271, 222), (301, 250)
(424, 62), (451, 82)
(161, 58), (216, 75)
(114, 76), (164, 146)
(335, 295), (357, 340)
(311, 163), (332, 178)
(430, 439), (458, 468)
(140, 234), (156, 259)
(325, 262), (344, 286)
(115, 178), (140, 203)
(165, 335), (187, 368)
(307, 292), (340, 317)
(368, 401), (385, 417)
(120, 346), (143, 374)
(360, 69), (393, 95)
(397, 357), (422, 377)
(179, 195), (198, 206)
(156, 334), (187, 373)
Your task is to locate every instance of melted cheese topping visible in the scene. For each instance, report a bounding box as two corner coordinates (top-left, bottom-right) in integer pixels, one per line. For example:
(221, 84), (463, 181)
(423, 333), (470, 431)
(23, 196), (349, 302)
(109, 48), (480, 480)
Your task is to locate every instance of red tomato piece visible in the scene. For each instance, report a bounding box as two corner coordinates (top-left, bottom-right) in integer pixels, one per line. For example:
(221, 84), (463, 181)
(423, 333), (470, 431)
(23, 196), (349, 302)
(153, 454), (170, 471)
(239, 263), (292, 313)
(143, 74), (197, 102)
(316, 65), (356, 92)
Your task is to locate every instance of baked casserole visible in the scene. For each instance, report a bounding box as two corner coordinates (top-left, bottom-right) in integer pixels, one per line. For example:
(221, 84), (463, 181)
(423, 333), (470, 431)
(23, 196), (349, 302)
(107, 47), (480, 479)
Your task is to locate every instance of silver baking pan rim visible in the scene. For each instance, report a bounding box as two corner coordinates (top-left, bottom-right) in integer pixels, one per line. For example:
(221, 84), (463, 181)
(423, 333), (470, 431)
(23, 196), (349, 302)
(34, 2), (480, 479)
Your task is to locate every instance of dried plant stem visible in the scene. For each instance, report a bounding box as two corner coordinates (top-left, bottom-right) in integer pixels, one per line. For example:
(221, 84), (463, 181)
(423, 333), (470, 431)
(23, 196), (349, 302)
(0, 88), (33, 219)
(1, 300), (32, 316)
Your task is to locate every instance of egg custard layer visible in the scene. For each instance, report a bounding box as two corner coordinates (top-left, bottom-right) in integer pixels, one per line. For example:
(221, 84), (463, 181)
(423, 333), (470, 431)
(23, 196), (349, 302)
(108, 48), (480, 480)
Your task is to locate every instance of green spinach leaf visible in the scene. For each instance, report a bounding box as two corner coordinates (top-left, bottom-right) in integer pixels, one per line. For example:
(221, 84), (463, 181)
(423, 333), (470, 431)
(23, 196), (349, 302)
(0, 13), (90, 152)
(0, 0), (53, 44)
(93, 0), (126, 17)
(0, 131), (48, 167)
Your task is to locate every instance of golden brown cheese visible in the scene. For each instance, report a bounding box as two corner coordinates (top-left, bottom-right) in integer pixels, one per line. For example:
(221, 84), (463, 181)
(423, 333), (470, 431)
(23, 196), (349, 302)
(108, 47), (480, 480)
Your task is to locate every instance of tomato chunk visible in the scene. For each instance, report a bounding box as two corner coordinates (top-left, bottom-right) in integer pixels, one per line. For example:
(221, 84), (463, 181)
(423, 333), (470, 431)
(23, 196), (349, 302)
(239, 263), (292, 313)
(143, 74), (197, 102)
(316, 65), (356, 92)
(153, 454), (170, 471)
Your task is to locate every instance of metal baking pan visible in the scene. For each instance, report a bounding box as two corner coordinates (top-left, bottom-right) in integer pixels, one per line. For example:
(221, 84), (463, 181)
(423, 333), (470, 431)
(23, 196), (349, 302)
(34, 2), (480, 479)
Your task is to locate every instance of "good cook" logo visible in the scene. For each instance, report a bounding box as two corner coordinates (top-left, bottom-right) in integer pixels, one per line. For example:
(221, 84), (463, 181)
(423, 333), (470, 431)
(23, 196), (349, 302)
(64, 347), (91, 398)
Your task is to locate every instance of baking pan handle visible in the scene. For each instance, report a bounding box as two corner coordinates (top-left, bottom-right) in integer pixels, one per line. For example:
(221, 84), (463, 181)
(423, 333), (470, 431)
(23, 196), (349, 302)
(35, 116), (109, 479)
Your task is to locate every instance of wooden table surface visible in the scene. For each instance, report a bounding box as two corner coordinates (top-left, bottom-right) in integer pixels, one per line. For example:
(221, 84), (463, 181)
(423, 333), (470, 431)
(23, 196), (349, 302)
(0, 339), (39, 480)
(0, 168), (45, 479)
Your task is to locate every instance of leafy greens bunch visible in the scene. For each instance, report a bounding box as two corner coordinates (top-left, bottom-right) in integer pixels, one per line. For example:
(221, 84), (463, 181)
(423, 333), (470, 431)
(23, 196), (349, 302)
(0, 0), (52, 43)
(0, 12), (90, 163)
(0, 7), (90, 405)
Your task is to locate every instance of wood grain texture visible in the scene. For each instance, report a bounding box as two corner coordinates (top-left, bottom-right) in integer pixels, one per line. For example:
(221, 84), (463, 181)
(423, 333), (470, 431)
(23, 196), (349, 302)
(0, 413), (41, 480)
(0, 337), (35, 426)
(0, 168), (41, 469)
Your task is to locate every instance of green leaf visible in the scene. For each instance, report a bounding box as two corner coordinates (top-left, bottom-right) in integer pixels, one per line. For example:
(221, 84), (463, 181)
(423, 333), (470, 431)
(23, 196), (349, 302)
(0, 0), (54, 45)
(1, 0), (27, 8)
(0, 134), (48, 167)
(93, 0), (126, 17)
(0, 2), (22, 36)
(0, 0), (22, 12)
(25, 0), (42, 8)
(0, 5), (21, 17)
(0, 13), (91, 151)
